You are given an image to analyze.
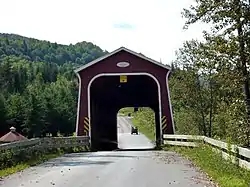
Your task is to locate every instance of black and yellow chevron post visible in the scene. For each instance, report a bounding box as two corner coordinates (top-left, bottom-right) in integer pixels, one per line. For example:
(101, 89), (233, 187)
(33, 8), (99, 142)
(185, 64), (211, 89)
(83, 117), (90, 135)
(162, 116), (167, 133)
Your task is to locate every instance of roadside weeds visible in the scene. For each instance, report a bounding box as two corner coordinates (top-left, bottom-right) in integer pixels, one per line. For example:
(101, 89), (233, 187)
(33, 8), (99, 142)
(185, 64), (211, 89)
(165, 145), (250, 187)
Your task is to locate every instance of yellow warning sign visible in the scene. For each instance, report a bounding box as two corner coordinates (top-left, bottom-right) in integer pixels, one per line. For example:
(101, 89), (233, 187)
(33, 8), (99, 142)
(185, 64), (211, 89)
(120, 75), (127, 83)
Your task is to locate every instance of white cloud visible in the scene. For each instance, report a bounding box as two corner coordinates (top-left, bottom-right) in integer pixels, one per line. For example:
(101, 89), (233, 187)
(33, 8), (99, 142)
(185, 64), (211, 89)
(0, 0), (210, 65)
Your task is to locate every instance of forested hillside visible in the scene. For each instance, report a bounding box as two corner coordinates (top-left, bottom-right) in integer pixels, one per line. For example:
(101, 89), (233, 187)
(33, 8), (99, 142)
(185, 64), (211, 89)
(0, 33), (107, 66)
(0, 34), (107, 138)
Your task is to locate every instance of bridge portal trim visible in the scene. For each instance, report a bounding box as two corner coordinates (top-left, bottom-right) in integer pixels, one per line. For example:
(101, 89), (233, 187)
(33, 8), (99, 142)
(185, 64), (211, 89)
(86, 72), (163, 138)
(166, 71), (175, 133)
(75, 73), (81, 136)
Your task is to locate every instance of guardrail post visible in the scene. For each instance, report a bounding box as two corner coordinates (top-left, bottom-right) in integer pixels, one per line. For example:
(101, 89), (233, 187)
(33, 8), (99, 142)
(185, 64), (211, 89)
(155, 136), (163, 150)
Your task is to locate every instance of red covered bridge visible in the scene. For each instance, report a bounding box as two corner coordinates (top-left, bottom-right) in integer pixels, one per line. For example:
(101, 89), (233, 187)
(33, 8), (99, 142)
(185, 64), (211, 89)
(74, 47), (174, 151)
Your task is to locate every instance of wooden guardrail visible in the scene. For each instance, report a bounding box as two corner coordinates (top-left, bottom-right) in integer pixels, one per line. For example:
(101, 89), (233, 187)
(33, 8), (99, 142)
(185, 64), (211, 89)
(163, 135), (204, 147)
(0, 136), (90, 153)
(163, 134), (250, 170)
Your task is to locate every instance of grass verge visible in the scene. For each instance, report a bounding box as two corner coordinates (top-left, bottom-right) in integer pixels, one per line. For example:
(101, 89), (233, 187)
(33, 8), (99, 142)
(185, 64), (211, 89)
(0, 146), (88, 177)
(132, 117), (155, 141)
(165, 145), (250, 187)
(0, 152), (61, 177)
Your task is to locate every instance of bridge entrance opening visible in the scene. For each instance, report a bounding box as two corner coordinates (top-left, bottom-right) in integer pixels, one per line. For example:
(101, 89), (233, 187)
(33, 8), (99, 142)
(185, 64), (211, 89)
(75, 47), (175, 152)
(117, 107), (156, 150)
(90, 74), (161, 151)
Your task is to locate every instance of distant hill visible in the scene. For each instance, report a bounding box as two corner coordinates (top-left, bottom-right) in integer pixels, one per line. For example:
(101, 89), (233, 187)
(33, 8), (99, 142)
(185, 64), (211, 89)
(0, 33), (108, 66)
(0, 33), (108, 137)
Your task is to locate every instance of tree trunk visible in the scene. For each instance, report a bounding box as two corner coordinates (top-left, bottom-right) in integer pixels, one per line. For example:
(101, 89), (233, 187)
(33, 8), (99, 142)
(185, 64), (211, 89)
(236, 1), (250, 146)
(196, 75), (207, 136)
(208, 71), (213, 137)
(201, 110), (207, 136)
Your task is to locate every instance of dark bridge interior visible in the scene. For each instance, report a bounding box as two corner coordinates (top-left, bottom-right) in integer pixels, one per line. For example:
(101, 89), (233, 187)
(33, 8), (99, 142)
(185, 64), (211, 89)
(90, 75), (160, 151)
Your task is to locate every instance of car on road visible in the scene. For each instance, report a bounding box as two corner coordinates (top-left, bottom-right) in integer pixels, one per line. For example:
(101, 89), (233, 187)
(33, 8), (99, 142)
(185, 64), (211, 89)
(131, 126), (138, 135)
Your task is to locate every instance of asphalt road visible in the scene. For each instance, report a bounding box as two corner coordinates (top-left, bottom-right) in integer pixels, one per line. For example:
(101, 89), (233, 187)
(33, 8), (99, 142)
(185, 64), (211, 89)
(117, 116), (154, 150)
(1, 116), (216, 187)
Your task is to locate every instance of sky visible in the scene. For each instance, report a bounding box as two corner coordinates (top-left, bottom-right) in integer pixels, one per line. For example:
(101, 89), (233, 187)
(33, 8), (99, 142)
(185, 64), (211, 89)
(0, 0), (210, 66)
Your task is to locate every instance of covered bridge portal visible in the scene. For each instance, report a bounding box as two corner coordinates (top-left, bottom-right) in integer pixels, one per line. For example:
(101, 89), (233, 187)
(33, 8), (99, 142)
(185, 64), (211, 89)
(75, 47), (174, 151)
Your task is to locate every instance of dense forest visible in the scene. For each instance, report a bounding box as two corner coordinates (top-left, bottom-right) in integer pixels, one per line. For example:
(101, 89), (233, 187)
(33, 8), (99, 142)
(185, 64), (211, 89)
(0, 33), (107, 138)
(168, 0), (250, 147)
